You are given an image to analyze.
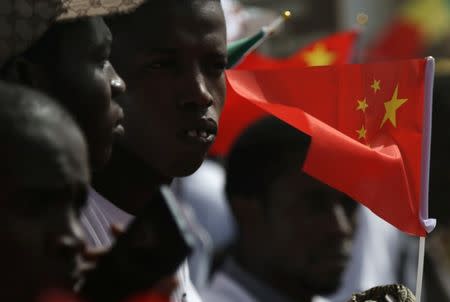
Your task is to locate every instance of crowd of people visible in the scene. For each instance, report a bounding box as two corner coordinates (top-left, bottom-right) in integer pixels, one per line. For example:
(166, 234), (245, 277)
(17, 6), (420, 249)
(1, 0), (448, 301)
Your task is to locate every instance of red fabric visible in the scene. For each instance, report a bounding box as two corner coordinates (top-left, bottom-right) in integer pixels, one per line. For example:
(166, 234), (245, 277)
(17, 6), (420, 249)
(235, 30), (359, 69)
(125, 291), (171, 302)
(223, 59), (428, 236)
(211, 31), (359, 156)
(366, 19), (425, 62)
(38, 290), (82, 302)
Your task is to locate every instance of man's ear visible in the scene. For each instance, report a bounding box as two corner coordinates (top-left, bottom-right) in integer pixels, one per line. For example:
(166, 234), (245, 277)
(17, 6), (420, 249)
(2, 56), (51, 90)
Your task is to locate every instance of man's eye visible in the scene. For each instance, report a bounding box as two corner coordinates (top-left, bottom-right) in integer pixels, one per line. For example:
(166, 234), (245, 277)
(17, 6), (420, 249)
(143, 59), (176, 70)
(205, 60), (226, 76)
(214, 61), (227, 71)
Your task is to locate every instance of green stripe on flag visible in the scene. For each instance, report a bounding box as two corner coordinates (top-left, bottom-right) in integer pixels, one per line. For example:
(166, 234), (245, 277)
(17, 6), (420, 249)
(226, 30), (266, 69)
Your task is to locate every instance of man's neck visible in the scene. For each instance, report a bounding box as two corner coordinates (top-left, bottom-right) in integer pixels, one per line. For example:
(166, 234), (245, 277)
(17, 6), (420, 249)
(92, 145), (171, 215)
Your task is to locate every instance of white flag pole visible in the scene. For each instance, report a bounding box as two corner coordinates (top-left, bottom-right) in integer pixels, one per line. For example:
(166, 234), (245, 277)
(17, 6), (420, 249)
(415, 237), (426, 302)
(415, 56), (436, 301)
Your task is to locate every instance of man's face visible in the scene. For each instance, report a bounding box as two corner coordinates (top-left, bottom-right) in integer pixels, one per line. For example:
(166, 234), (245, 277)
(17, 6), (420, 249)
(0, 126), (89, 301)
(48, 17), (125, 169)
(0, 186), (87, 295)
(110, 0), (227, 178)
(263, 170), (357, 294)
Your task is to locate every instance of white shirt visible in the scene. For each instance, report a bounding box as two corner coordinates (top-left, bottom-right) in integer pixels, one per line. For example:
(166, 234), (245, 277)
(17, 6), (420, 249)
(81, 188), (203, 302)
(202, 259), (293, 302)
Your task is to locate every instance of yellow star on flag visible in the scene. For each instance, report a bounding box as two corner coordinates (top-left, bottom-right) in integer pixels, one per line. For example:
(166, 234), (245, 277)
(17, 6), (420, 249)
(303, 43), (336, 66)
(371, 79), (381, 93)
(356, 125), (367, 140)
(380, 84), (408, 128)
(356, 98), (369, 112)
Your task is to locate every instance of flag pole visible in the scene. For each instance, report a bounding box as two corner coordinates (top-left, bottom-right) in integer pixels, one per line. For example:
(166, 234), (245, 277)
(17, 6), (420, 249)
(415, 56), (436, 301)
(415, 237), (426, 302)
(226, 10), (291, 69)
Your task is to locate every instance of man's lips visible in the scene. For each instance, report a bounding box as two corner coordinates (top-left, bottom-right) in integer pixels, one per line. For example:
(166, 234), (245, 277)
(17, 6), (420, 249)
(181, 118), (218, 144)
(113, 124), (125, 136)
(113, 107), (125, 137)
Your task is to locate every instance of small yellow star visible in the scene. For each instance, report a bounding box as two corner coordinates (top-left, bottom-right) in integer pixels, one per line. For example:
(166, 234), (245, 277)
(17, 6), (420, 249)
(371, 79), (381, 93)
(356, 98), (369, 112)
(356, 125), (367, 140)
(380, 84), (408, 128)
(303, 43), (336, 66)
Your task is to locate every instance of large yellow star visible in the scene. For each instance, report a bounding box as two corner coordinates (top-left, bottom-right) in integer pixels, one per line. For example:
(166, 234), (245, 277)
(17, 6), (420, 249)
(356, 98), (368, 112)
(303, 43), (336, 66)
(371, 79), (381, 93)
(356, 125), (367, 140)
(400, 0), (450, 43)
(380, 84), (408, 128)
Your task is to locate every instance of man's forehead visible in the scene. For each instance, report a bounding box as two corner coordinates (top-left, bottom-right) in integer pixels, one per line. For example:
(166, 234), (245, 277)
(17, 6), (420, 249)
(130, 0), (224, 41)
(62, 17), (112, 48)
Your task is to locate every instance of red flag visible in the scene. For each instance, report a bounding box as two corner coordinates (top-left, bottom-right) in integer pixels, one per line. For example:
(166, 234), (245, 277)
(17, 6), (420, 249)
(223, 58), (435, 236)
(366, 0), (450, 62)
(366, 19), (425, 62)
(211, 31), (359, 156)
(235, 30), (358, 69)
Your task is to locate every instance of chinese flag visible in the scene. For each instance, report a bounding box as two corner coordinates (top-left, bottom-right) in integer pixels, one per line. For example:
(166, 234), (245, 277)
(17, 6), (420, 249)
(236, 30), (358, 69)
(211, 31), (358, 156)
(366, 0), (450, 62)
(366, 20), (425, 62)
(223, 58), (435, 236)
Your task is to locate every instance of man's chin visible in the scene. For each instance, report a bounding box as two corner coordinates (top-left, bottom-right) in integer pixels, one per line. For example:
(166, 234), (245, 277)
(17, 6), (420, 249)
(168, 156), (205, 178)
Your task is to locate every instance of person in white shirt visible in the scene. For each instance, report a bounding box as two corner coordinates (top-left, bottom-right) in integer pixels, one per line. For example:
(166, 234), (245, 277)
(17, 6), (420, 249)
(81, 1), (227, 301)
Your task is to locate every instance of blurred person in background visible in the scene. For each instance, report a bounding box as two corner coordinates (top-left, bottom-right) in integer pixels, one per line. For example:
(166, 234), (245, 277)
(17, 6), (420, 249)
(202, 116), (358, 302)
(0, 82), (89, 302)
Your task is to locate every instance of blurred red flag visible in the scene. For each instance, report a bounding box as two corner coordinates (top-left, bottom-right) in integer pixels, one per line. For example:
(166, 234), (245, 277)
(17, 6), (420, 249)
(366, 20), (425, 62)
(366, 0), (450, 62)
(235, 30), (359, 69)
(211, 31), (359, 156)
(221, 58), (435, 236)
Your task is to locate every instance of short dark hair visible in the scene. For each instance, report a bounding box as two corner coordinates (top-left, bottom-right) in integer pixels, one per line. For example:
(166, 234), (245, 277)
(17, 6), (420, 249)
(225, 116), (311, 201)
(0, 81), (80, 185)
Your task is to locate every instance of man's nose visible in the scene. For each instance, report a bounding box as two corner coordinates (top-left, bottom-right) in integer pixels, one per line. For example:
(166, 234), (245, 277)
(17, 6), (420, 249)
(178, 67), (214, 110)
(107, 61), (126, 98)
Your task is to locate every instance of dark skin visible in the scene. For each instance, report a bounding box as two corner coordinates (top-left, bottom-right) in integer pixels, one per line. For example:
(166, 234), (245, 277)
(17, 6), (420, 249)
(3, 17), (126, 170)
(230, 160), (357, 302)
(81, 1), (226, 300)
(94, 0), (227, 215)
(0, 88), (89, 302)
